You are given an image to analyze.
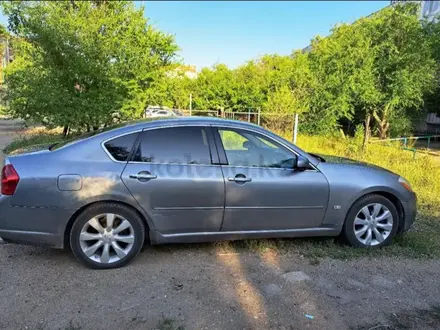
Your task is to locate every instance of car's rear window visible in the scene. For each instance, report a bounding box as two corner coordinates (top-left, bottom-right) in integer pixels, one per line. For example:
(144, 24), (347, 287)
(103, 133), (139, 161)
(49, 120), (153, 151)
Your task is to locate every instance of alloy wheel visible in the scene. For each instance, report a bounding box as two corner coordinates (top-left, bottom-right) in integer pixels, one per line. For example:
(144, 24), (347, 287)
(79, 213), (135, 264)
(353, 203), (394, 246)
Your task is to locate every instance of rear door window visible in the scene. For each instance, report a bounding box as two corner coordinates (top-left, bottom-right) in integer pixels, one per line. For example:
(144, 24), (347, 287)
(133, 127), (212, 165)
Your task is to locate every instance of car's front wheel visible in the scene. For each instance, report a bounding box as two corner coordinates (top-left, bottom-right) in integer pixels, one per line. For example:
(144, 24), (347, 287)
(341, 194), (399, 248)
(70, 203), (145, 269)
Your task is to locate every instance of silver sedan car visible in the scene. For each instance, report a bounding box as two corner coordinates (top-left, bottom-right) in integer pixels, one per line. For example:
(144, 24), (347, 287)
(0, 118), (416, 269)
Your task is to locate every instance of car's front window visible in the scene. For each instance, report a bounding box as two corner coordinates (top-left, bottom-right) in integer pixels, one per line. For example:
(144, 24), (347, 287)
(218, 128), (297, 169)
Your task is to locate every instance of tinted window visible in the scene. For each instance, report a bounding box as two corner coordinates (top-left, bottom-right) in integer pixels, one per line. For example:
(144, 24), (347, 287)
(218, 128), (296, 168)
(133, 127), (212, 165)
(104, 133), (138, 161)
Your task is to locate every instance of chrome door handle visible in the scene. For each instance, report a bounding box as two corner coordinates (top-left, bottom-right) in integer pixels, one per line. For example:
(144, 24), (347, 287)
(129, 174), (157, 180)
(228, 177), (252, 183)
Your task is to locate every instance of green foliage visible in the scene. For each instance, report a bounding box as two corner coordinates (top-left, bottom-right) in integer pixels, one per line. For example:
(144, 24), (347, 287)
(0, 23), (7, 36)
(1, 2), (439, 138)
(422, 15), (440, 116)
(1, 1), (178, 131)
(307, 3), (435, 138)
(3, 131), (63, 154)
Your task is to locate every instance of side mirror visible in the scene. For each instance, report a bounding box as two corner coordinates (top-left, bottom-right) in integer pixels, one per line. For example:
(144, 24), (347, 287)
(243, 141), (254, 149)
(296, 155), (310, 170)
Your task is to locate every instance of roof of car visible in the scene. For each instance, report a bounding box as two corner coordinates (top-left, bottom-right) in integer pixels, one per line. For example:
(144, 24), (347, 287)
(110, 116), (263, 135)
(50, 116), (319, 167)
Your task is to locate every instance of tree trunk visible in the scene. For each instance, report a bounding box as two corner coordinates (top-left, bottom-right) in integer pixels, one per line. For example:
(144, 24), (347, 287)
(363, 113), (371, 152)
(378, 121), (389, 139)
(373, 109), (390, 140)
(63, 125), (70, 137)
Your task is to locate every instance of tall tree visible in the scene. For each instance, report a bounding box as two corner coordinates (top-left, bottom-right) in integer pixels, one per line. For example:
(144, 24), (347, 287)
(365, 3), (436, 139)
(307, 2), (436, 139)
(2, 1), (178, 131)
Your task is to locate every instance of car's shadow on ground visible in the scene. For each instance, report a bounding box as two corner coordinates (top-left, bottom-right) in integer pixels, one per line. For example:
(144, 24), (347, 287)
(1, 236), (340, 267)
(0, 237), (343, 262)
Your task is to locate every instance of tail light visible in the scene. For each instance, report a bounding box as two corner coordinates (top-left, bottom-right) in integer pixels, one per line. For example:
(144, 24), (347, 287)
(1, 164), (20, 195)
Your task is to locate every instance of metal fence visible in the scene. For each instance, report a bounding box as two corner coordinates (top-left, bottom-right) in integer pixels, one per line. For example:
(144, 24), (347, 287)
(370, 134), (440, 158)
(179, 109), (300, 143)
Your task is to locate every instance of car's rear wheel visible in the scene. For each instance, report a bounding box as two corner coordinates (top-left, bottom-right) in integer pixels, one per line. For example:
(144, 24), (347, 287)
(341, 194), (399, 248)
(70, 203), (145, 269)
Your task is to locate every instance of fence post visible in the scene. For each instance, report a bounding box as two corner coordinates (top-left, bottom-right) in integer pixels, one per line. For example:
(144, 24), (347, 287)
(248, 108), (251, 122)
(427, 136), (431, 149)
(257, 108), (261, 126)
(189, 94), (192, 116)
(293, 113), (299, 144)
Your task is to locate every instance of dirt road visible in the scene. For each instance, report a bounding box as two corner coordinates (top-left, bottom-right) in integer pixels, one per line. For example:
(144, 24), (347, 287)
(1, 119), (440, 330)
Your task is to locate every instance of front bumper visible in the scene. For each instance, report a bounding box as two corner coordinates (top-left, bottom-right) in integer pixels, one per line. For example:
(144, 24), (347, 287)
(399, 192), (417, 233)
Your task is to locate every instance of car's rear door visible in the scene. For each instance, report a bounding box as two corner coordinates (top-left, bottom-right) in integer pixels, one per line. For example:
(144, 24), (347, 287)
(213, 126), (330, 231)
(121, 125), (225, 234)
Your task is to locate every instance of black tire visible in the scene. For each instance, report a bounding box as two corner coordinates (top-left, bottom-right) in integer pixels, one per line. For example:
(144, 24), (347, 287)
(341, 194), (399, 248)
(69, 203), (145, 269)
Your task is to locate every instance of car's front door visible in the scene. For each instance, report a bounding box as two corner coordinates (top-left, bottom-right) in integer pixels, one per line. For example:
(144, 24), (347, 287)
(214, 127), (329, 231)
(121, 126), (225, 234)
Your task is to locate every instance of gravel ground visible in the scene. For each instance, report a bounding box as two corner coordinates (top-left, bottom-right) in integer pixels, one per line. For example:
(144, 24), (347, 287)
(1, 119), (440, 330)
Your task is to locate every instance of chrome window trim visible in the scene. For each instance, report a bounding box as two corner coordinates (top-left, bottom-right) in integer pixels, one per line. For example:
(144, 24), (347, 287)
(127, 161), (222, 167)
(100, 122), (318, 171)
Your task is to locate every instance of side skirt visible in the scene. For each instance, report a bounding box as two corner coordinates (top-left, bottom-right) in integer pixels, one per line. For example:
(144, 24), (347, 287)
(149, 227), (341, 245)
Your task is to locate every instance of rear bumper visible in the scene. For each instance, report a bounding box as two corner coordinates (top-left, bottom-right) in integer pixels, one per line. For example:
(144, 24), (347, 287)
(0, 229), (62, 247)
(0, 195), (70, 248)
(400, 192), (417, 232)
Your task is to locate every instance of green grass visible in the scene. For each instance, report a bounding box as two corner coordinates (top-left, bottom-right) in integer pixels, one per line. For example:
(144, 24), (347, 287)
(4, 127), (440, 260)
(3, 133), (63, 155)
(3, 126), (65, 155)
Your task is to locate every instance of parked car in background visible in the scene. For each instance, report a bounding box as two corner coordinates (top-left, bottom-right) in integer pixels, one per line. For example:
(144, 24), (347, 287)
(145, 106), (184, 118)
(0, 118), (416, 269)
(144, 105), (164, 117)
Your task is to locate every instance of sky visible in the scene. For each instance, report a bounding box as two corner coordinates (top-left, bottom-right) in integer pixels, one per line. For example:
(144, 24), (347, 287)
(0, 1), (390, 70)
(143, 1), (389, 69)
